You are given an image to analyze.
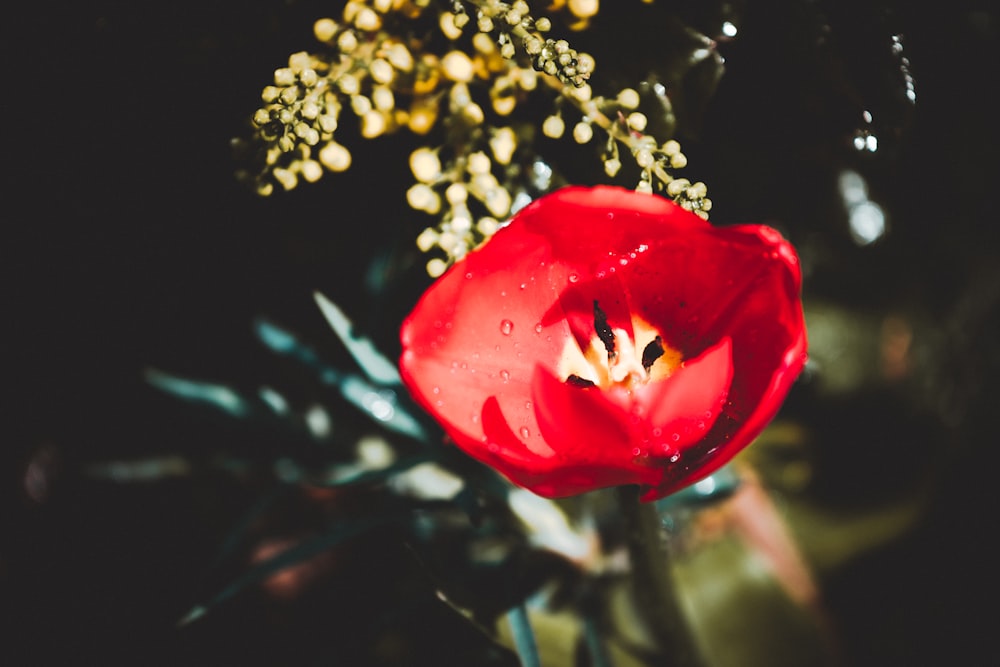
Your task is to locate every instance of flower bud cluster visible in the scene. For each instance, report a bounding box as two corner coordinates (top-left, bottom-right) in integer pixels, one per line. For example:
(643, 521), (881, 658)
(236, 0), (711, 274)
(407, 125), (526, 276)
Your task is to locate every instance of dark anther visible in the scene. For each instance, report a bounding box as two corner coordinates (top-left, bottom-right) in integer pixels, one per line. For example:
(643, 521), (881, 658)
(566, 374), (596, 388)
(642, 336), (665, 370)
(593, 300), (616, 356)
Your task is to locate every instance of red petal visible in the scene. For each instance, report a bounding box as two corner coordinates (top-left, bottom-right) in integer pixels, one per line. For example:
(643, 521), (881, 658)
(635, 336), (734, 454)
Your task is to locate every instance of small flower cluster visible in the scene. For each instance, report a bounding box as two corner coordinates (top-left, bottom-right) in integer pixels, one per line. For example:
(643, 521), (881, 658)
(236, 0), (709, 275)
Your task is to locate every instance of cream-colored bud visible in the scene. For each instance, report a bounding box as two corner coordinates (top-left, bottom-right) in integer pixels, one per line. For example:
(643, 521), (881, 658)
(273, 167), (297, 191)
(542, 115), (564, 138)
(351, 95), (372, 116)
(253, 108), (271, 126)
(385, 43), (414, 72)
(573, 121), (593, 144)
(361, 110), (387, 138)
(338, 74), (360, 95)
(416, 227), (438, 252)
(426, 258), (448, 278)
(627, 112), (648, 132)
(450, 212), (472, 233)
(492, 94), (516, 116)
(484, 187), (512, 218)
(535, 17), (552, 31)
(477, 216), (500, 236)
(319, 142), (352, 171)
(634, 148), (654, 168)
(617, 88), (640, 109)
(354, 7), (381, 31)
(372, 86), (395, 111)
(666, 178), (689, 196)
(337, 30), (358, 53)
(407, 183), (439, 212)
(314, 18), (338, 42)
(670, 152), (688, 169)
(463, 103), (484, 125)
(445, 182), (468, 205)
(688, 181), (708, 199)
(409, 147), (441, 183)
(569, 83), (592, 102)
(370, 58), (394, 84)
(490, 128), (517, 165)
(472, 32), (495, 55)
(604, 158), (622, 177)
(299, 68), (318, 88)
(636, 180), (653, 194)
(274, 67), (295, 86)
(318, 114), (338, 133)
(261, 86), (280, 103)
(440, 12), (463, 40)
(300, 159), (324, 182)
(442, 50), (475, 82)
(662, 139), (681, 155)
(517, 68), (538, 90)
(467, 152), (491, 175)
(301, 100), (320, 119)
(569, 0), (600, 18)
(408, 102), (438, 134)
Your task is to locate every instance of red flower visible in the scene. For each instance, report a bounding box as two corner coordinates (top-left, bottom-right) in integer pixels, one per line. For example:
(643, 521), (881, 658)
(400, 186), (806, 500)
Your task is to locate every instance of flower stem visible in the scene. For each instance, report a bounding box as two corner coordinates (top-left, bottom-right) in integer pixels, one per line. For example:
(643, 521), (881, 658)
(616, 485), (705, 667)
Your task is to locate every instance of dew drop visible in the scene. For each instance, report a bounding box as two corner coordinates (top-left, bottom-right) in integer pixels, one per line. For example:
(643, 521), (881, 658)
(524, 401), (532, 410)
(631, 447), (642, 457)
(697, 420), (706, 430)
(534, 322), (543, 334)
(500, 319), (514, 335)
(568, 273), (580, 283)
(671, 433), (680, 442)
(488, 442), (500, 453)
(500, 369), (510, 382)
(519, 283), (527, 290)
(432, 386), (440, 394)
(465, 272), (473, 279)
(519, 426), (530, 439)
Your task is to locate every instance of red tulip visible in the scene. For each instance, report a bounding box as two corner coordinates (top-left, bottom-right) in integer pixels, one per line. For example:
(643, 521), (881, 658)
(400, 186), (806, 500)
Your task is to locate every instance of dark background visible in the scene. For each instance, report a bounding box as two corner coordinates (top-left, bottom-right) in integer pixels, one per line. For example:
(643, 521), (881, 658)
(5, 1), (998, 665)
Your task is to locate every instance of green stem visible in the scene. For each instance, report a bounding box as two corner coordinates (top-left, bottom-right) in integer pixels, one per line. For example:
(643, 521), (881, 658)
(616, 485), (706, 667)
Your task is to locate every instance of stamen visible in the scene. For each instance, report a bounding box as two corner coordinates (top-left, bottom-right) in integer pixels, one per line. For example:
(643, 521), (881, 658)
(593, 300), (616, 357)
(641, 336), (665, 370)
(566, 374), (596, 388)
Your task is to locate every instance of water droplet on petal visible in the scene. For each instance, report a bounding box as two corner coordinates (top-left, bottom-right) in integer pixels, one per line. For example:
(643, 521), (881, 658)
(432, 386), (440, 394)
(671, 433), (680, 442)
(500, 319), (514, 335)
(519, 426), (530, 439)
(500, 370), (510, 382)
(534, 323), (543, 334)
(524, 401), (532, 410)
(519, 283), (527, 290)
(488, 442), (500, 453)
(568, 273), (580, 283)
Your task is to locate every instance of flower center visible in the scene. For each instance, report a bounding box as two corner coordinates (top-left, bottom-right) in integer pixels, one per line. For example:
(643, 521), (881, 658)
(559, 300), (682, 392)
